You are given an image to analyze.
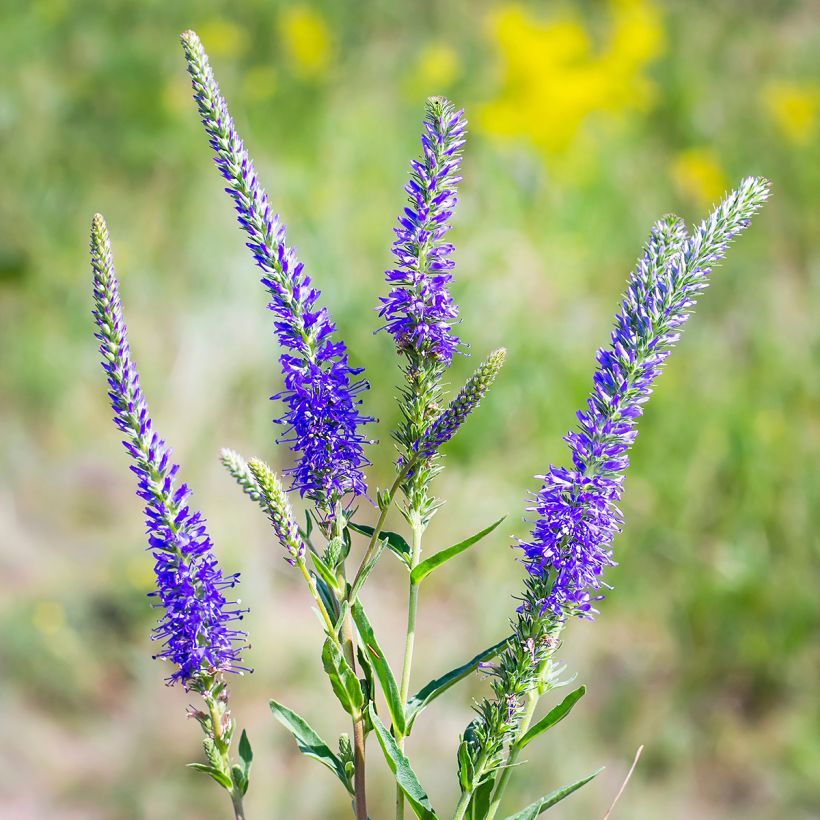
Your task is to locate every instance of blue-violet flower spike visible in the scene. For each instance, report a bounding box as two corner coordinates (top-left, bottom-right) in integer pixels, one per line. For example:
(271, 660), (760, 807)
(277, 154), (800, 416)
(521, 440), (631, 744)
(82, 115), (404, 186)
(378, 96), (467, 366)
(91, 214), (247, 687)
(181, 30), (372, 518)
(521, 177), (771, 620)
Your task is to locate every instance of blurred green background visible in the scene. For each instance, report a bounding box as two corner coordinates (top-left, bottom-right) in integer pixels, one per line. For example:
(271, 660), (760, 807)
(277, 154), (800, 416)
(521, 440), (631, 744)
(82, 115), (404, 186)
(1, 0), (818, 817)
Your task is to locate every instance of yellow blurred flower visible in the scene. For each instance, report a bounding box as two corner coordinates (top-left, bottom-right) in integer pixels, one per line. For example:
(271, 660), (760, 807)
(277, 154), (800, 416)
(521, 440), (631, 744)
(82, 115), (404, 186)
(32, 600), (66, 636)
(672, 147), (729, 207)
(415, 42), (461, 91)
(763, 81), (819, 145)
(280, 6), (332, 79)
(243, 65), (279, 103)
(479, 0), (664, 155)
(196, 19), (248, 59)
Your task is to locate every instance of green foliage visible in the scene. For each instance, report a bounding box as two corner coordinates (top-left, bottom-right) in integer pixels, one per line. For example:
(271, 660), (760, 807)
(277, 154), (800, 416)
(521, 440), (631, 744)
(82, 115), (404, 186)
(502, 768), (603, 819)
(410, 517), (506, 584)
(369, 706), (438, 820)
(519, 687), (586, 748)
(405, 636), (511, 732)
(269, 700), (353, 794)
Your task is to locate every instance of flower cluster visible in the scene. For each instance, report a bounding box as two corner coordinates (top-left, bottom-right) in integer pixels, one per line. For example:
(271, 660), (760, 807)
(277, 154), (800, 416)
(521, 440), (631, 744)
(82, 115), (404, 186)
(181, 31), (372, 517)
(457, 179), (770, 799)
(91, 214), (246, 687)
(521, 177), (771, 619)
(378, 96), (466, 366)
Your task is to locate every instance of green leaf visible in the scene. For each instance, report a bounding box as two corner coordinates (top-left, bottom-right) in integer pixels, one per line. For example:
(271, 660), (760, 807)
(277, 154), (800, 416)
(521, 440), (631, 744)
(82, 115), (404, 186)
(238, 728), (253, 789)
(348, 537), (387, 602)
(519, 686), (586, 749)
(187, 762), (233, 790)
(351, 601), (406, 736)
(410, 517), (506, 584)
(348, 521), (412, 567)
(322, 638), (365, 716)
(503, 768), (603, 819)
(231, 764), (248, 796)
(310, 551), (341, 593)
(269, 700), (353, 794)
(405, 636), (511, 732)
(369, 705), (438, 820)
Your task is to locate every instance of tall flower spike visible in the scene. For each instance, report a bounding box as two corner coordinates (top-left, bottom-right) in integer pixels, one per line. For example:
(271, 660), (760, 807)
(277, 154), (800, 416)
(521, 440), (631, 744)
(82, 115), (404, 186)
(522, 177), (771, 620)
(91, 214), (247, 687)
(378, 96), (467, 366)
(458, 178), (770, 796)
(181, 31), (372, 519)
(247, 458), (307, 564)
(415, 348), (507, 460)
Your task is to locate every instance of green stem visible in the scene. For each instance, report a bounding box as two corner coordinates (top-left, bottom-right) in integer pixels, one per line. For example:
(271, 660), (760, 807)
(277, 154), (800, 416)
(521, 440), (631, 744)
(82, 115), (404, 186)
(485, 648), (557, 820)
(296, 557), (342, 648)
(483, 689), (540, 820)
(350, 460), (413, 598)
(337, 557), (368, 820)
(395, 518), (425, 820)
(230, 789), (246, 820)
(202, 689), (246, 820)
(451, 752), (490, 820)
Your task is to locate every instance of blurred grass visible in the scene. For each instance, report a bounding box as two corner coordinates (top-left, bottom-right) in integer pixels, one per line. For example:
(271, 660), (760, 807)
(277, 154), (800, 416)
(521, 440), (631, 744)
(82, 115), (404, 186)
(1, 1), (818, 818)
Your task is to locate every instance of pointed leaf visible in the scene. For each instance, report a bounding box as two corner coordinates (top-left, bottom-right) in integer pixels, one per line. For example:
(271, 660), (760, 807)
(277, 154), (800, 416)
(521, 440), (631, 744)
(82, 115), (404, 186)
(405, 636), (511, 731)
(348, 521), (412, 567)
(410, 517), (506, 584)
(238, 729), (253, 782)
(187, 762), (233, 790)
(322, 639), (365, 716)
(269, 700), (353, 794)
(310, 551), (342, 593)
(503, 768), (603, 819)
(369, 705), (438, 820)
(348, 537), (387, 602)
(519, 686), (586, 749)
(351, 601), (406, 736)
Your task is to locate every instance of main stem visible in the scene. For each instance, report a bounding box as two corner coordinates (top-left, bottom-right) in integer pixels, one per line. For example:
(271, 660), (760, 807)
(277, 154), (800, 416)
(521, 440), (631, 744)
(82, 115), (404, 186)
(483, 689), (540, 820)
(230, 790), (246, 820)
(338, 557), (368, 820)
(395, 518), (425, 820)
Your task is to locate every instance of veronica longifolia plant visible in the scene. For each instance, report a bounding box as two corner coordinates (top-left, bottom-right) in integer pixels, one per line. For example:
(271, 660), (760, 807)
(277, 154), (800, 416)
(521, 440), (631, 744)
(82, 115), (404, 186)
(90, 29), (770, 820)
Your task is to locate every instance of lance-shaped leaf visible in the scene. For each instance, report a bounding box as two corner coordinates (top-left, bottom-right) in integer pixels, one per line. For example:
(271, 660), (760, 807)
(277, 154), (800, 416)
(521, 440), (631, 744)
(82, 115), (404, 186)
(503, 768), (603, 819)
(230, 729), (253, 796)
(348, 521), (412, 567)
(369, 706), (438, 820)
(310, 551), (342, 594)
(410, 517), (506, 585)
(321, 638), (365, 717)
(405, 636), (511, 732)
(352, 601), (406, 736)
(187, 762), (233, 790)
(519, 686), (586, 749)
(269, 700), (353, 794)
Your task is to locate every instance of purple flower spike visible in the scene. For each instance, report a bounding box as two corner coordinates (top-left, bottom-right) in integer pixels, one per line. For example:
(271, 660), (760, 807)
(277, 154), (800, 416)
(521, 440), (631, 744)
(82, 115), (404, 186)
(181, 31), (372, 518)
(521, 177), (771, 620)
(91, 214), (247, 687)
(378, 97), (466, 366)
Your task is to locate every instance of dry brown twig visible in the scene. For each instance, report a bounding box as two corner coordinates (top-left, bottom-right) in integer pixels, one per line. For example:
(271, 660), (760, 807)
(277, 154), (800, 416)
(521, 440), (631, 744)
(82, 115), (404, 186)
(602, 745), (645, 820)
